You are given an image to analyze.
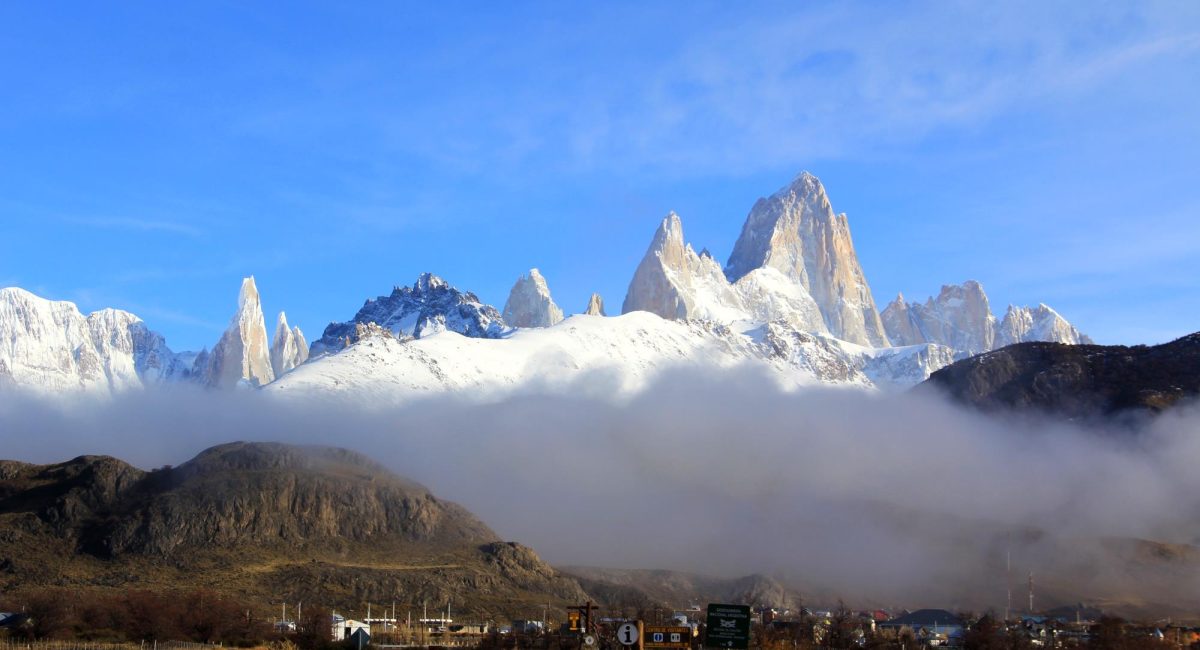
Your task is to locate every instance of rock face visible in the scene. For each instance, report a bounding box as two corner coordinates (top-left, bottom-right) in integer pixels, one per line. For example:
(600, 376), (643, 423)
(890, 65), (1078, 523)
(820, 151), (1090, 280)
(923, 332), (1200, 419)
(269, 312), (309, 378)
(724, 172), (890, 347)
(311, 273), (506, 356)
(622, 212), (747, 322)
(879, 293), (923, 347)
(198, 277), (275, 388)
(882, 281), (1091, 358)
(0, 287), (191, 392)
(881, 281), (997, 356)
(621, 213), (828, 333)
(997, 304), (1093, 347)
(584, 293), (606, 316)
(0, 442), (589, 615)
(502, 268), (564, 328)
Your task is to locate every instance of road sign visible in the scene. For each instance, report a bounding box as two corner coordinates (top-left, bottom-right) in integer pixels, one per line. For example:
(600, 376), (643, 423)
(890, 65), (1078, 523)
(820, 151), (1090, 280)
(616, 622), (640, 646)
(705, 604), (751, 649)
(645, 625), (691, 649)
(584, 635), (597, 646)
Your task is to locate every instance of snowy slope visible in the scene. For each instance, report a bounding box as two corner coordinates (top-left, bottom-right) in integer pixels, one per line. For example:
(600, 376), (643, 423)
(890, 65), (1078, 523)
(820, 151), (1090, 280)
(0, 287), (191, 393)
(267, 312), (871, 404)
(266, 311), (962, 404)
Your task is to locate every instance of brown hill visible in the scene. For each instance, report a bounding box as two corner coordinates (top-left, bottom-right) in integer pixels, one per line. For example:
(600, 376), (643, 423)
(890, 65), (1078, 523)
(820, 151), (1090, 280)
(561, 567), (798, 612)
(922, 332), (1200, 419)
(0, 442), (586, 619)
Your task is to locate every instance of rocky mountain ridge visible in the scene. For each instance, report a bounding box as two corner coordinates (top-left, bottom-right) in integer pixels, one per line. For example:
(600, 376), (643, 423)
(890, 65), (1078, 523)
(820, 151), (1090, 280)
(311, 273), (506, 357)
(0, 442), (587, 616)
(0, 287), (192, 392)
(882, 281), (1093, 359)
(923, 332), (1200, 418)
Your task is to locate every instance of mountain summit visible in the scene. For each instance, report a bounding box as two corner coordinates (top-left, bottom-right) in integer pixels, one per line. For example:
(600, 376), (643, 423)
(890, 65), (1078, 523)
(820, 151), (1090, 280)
(621, 212), (745, 321)
(269, 311), (309, 377)
(502, 268), (564, 328)
(882, 281), (1091, 358)
(197, 276), (275, 388)
(725, 171), (890, 346)
(311, 273), (507, 355)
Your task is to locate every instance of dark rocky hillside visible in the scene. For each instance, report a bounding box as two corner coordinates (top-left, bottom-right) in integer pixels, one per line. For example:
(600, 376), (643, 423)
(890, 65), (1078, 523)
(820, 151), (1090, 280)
(561, 567), (798, 612)
(923, 332), (1200, 419)
(0, 442), (586, 617)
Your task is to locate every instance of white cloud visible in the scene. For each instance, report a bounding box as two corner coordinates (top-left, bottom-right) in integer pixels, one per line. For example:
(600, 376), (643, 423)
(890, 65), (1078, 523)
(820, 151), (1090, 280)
(63, 216), (204, 238)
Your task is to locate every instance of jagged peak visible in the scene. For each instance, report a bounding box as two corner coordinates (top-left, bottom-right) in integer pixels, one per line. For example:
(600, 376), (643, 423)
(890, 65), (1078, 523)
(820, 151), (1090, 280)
(237, 276), (260, 310)
(413, 272), (449, 292)
(932, 280), (989, 301)
(272, 311), (293, 344)
(584, 293), (605, 316)
(503, 267), (563, 328)
(523, 267), (549, 284)
(653, 211), (684, 243)
(770, 170), (825, 199)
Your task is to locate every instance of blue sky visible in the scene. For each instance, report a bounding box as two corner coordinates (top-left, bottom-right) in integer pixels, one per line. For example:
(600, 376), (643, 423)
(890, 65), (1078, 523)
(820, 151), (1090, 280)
(1, 1), (1197, 350)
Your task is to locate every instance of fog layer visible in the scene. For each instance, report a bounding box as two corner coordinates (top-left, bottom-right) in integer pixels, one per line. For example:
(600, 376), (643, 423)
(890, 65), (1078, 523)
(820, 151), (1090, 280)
(2, 366), (1198, 611)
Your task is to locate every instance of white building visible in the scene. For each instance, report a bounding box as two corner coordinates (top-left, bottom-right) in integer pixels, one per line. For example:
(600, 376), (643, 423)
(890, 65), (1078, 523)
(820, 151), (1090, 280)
(332, 614), (370, 641)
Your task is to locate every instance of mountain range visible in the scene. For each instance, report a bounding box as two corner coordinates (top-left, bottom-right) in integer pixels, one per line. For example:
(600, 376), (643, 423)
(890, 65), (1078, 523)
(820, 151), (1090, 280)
(0, 171), (1091, 399)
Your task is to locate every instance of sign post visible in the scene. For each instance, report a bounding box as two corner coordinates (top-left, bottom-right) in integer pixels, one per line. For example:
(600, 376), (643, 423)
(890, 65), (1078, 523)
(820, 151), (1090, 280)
(617, 622), (641, 648)
(644, 625), (692, 649)
(704, 604), (751, 650)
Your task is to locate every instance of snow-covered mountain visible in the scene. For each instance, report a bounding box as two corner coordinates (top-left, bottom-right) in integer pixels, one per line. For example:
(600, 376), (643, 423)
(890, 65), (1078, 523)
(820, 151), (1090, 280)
(621, 212), (829, 334)
(268, 311), (953, 403)
(196, 276), (275, 388)
(502, 268), (564, 328)
(311, 273), (506, 356)
(881, 281), (997, 356)
(270, 312), (309, 378)
(881, 281), (1091, 358)
(725, 171), (890, 347)
(622, 212), (748, 323)
(0, 170), (1094, 399)
(997, 303), (1092, 347)
(0, 287), (191, 393)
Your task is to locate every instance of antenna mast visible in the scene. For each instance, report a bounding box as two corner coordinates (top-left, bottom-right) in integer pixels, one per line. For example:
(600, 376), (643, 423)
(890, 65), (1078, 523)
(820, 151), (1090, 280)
(1005, 542), (1012, 621)
(1027, 572), (1035, 614)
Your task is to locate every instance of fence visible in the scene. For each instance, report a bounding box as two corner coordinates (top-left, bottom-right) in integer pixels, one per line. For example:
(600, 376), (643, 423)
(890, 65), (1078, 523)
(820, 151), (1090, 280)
(0, 642), (225, 650)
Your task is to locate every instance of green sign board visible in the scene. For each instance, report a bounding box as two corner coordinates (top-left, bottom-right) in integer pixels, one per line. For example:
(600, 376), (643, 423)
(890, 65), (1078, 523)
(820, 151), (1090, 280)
(705, 604), (751, 649)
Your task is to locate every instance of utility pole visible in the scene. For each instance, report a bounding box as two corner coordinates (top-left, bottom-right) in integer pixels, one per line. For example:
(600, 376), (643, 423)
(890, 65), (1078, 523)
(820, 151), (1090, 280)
(1005, 544), (1012, 621)
(1028, 572), (1035, 614)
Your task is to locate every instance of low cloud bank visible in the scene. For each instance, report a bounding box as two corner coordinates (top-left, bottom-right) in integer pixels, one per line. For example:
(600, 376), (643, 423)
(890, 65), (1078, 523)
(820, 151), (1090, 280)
(2, 367), (1199, 612)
